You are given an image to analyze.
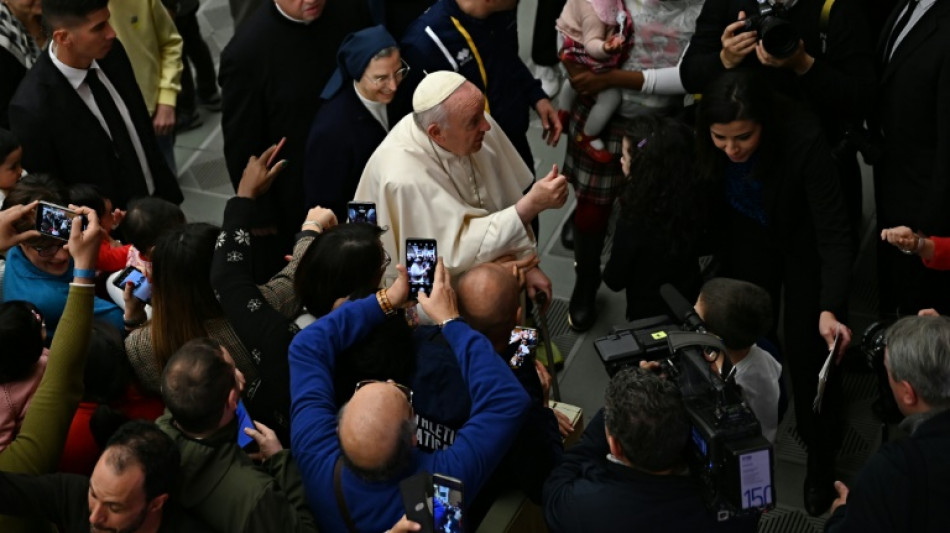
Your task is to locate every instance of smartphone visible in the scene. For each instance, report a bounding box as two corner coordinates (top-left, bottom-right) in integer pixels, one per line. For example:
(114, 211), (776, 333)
(347, 202), (377, 225)
(432, 474), (463, 533)
(405, 238), (437, 300)
(35, 201), (86, 241)
(508, 326), (539, 369)
(112, 266), (152, 303)
(399, 471), (434, 533)
(234, 400), (256, 450)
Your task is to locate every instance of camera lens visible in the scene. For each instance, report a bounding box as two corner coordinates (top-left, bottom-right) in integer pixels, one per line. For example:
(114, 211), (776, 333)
(759, 17), (799, 58)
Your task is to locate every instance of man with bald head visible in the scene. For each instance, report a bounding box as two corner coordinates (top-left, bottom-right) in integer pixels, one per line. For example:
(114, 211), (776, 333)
(354, 71), (568, 304)
(289, 260), (531, 532)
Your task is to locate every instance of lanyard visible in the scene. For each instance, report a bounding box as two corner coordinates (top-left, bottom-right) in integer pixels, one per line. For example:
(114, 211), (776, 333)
(450, 16), (491, 114)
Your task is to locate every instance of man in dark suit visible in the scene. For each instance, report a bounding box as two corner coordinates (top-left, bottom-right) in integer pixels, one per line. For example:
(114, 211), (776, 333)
(219, 0), (372, 280)
(873, 0), (950, 316)
(7, 0), (182, 208)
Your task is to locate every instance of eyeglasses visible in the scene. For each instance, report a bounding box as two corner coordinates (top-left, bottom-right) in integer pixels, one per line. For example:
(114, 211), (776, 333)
(354, 379), (413, 406)
(366, 60), (410, 88)
(31, 242), (65, 258)
(381, 249), (392, 271)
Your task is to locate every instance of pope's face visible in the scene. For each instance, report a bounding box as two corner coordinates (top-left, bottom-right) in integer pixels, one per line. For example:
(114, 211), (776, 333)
(437, 83), (491, 156)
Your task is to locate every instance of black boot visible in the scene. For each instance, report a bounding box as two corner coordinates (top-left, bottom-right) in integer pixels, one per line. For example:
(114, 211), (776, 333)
(560, 209), (576, 250)
(568, 230), (605, 332)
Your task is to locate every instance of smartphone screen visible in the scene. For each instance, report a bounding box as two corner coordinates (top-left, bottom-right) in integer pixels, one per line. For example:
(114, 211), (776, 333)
(347, 202), (377, 225)
(113, 266), (152, 303)
(508, 326), (539, 369)
(406, 238), (436, 300)
(432, 474), (463, 533)
(35, 201), (85, 241)
(235, 400), (255, 449)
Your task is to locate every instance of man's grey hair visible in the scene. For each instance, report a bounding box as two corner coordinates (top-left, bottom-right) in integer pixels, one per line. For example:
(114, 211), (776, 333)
(886, 315), (950, 408)
(413, 100), (450, 132)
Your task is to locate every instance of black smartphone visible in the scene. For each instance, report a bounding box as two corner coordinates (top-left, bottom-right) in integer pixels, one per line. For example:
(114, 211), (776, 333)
(113, 266), (152, 303)
(399, 471), (434, 533)
(432, 474), (463, 533)
(347, 202), (377, 225)
(35, 201), (86, 241)
(508, 326), (539, 369)
(405, 238), (437, 300)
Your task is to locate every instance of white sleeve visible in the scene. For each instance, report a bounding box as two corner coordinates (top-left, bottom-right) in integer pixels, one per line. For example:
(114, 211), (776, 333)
(641, 67), (686, 95)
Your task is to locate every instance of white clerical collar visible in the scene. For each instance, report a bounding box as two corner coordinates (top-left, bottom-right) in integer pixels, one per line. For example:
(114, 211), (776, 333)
(353, 82), (389, 132)
(273, 1), (311, 24)
(49, 43), (100, 90)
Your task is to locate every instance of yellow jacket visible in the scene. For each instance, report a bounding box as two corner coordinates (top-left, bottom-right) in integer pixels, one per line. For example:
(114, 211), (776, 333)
(108, 0), (183, 113)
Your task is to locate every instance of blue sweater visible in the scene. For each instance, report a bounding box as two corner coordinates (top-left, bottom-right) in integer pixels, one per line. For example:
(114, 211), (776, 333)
(289, 295), (530, 532)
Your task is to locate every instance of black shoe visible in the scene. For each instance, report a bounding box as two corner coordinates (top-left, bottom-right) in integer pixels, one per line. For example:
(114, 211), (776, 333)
(175, 111), (204, 133)
(560, 219), (575, 250)
(803, 475), (836, 517)
(197, 93), (222, 112)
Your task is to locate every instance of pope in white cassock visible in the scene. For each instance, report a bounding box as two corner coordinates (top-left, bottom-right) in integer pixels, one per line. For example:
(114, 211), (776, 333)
(355, 70), (568, 302)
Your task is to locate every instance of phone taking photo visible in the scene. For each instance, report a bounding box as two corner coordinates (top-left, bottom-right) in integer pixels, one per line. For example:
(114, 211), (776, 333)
(112, 266), (152, 303)
(508, 326), (539, 369)
(432, 474), (463, 533)
(406, 238), (436, 300)
(347, 202), (377, 225)
(35, 201), (87, 241)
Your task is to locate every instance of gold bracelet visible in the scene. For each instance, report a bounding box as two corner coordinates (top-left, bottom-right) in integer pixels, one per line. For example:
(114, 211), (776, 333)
(376, 289), (396, 316)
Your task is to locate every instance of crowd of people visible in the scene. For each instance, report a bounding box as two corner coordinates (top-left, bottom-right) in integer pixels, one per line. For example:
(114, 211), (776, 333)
(0, 0), (948, 531)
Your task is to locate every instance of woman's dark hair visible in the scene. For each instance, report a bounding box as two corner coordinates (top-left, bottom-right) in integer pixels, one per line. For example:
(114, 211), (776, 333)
(83, 320), (131, 403)
(695, 70), (776, 179)
(68, 183), (107, 218)
(0, 129), (19, 162)
(295, 223), (386, 317)
(149, 223), (223, 368)
(619, 114), (709, 254)
(123, 197), (186, 256)
(0, 301), (44, 383)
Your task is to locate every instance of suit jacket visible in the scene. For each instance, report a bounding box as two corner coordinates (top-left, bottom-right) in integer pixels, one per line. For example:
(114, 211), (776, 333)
(7, 39), (182, 207)
(872, 0), (950, 235)
(302, 85), (392, 222)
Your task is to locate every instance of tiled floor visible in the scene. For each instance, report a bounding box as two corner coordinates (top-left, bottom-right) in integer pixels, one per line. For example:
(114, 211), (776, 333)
(178, 1), (886, 530)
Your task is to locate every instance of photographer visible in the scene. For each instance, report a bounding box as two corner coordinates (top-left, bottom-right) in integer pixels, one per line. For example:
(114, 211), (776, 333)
(680, 0), (876, 236)
(543, 368), (748, 532)
(825, 316), (950, 532)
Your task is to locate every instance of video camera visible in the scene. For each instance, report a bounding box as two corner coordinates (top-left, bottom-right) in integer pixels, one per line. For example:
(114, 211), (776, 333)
(741, 0), (799, 58)
(594, 284), (776, 521)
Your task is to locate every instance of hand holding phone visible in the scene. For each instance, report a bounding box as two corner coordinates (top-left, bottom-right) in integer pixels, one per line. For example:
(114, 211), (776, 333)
(406, 238), (437, 300)
(113, 266), (152, 303)
(35, 201), (87, 241)
(399, 472), (434, 533)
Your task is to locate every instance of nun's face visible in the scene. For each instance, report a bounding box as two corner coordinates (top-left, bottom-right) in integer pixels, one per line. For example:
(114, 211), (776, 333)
(357, 50), (406, 104)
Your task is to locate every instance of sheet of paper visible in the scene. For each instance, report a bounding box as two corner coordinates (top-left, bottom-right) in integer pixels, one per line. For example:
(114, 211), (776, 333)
(813, 331), (839, 413)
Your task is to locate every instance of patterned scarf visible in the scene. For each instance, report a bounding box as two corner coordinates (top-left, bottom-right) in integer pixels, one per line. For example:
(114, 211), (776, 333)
(0, 1), (39, 69)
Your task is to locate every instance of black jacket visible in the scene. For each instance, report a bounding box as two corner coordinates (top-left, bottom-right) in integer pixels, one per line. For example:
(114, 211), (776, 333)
(8, 39), (182, 207)
(825, 408), (950, 532)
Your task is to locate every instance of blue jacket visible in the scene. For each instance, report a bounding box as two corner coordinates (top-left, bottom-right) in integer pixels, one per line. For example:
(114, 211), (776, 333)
(289, 295), (530, 532)
(2, 246), (124, 338)
(398, 0), (546, 170)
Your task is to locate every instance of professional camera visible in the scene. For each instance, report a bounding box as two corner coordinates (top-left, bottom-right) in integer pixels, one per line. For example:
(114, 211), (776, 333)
(741, 0), (799, 58)
(594, 285), (775, 521)
(860, 320), (903, 424)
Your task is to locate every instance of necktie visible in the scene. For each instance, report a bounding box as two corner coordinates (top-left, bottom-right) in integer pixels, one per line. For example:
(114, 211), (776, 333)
(84, 68), (148, 197)
(884, 0), (919, 61)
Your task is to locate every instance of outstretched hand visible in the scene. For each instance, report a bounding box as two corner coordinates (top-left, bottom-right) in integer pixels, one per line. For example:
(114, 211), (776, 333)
(237, 139), (288, 199)
(417, 258), (460, 324)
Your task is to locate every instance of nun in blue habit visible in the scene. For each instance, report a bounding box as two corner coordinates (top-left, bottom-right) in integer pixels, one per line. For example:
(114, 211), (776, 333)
(302, 25), (408, 221)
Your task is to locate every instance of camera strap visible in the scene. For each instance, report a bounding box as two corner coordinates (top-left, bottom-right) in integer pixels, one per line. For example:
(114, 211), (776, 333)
(333, 456), (360, 533)
(819, 0), (837, 54)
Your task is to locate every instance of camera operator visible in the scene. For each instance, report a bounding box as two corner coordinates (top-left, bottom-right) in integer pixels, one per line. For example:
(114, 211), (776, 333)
(681, 0), (876, 238)
(825, 316), (950, 532)
(543, 367), (753, 533)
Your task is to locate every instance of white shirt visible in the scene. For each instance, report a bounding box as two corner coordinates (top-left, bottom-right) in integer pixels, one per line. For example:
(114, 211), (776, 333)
(732, 344), (783, 443)
(353, 82), (389, 132)
(49, 45), (155, 194)
(887, 0), (938, 60)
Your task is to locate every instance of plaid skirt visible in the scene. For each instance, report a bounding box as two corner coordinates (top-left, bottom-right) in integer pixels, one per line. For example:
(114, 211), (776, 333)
(562, 96), (632, 205)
